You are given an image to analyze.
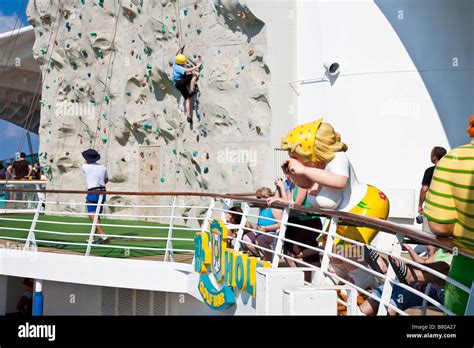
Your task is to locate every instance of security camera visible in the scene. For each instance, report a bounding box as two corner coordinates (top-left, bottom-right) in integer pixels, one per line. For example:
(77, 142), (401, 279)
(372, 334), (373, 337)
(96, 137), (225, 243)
(323, 61), (340, 76)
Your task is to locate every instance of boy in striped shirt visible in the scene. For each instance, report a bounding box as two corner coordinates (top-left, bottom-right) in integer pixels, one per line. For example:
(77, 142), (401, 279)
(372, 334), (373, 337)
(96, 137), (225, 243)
(424, 116), (474, 315)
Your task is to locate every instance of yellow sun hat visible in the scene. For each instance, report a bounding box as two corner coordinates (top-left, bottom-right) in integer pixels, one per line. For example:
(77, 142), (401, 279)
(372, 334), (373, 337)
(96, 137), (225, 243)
(175, 54), (187, 65)
(281, 118), (323, 163)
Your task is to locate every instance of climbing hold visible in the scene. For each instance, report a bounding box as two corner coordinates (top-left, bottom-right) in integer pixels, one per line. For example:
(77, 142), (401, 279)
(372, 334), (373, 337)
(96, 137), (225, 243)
(144, 47), (151, 56)
(183, 8), (189, 16)
(172, 149), (177, 155)
(203, 167), (209, 174)
(146, 64), (152, 76)
(206, 153), (209, 160)
(248, 49), (255, 56)
(140, 80), (147, 87)
(196, 29), (202, 35)
(161, 24), (166, 33)
(87, 72), (91, 78)
(98, 0), (104, 8)
(90, 32), (97, 39)
(160, 177), (166, 183)
(150, 165), (154, 171)
(172, 24), (176, 31)
(96, 49), (104, 59)
(40, 47), (47, 55)
(104, 95), (109, 104)
(192, 151), (198, 157)
(78, 33), (82, 38)
(101, 137), (107, 144)
(102, 113), (108, 120)
(65, 22), (72, 32)
(36, 28), (44, 36)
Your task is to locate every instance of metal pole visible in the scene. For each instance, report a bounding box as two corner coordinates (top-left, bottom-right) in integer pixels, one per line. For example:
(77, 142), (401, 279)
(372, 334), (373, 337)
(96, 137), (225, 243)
(85, 194), (104, 256)
(164, 196), (177, 262)
(233, 202), (249, 252)
(272, 207), (289, 268)
(377, 232), (404, 315)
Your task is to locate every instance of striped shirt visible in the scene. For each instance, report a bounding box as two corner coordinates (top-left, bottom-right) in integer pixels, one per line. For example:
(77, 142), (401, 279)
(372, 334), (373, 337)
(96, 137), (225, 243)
(424, 142), (474, 250)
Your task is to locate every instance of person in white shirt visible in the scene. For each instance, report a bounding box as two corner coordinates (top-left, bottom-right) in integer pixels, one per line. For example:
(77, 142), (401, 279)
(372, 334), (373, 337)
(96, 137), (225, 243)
(81, 149), (108, 244)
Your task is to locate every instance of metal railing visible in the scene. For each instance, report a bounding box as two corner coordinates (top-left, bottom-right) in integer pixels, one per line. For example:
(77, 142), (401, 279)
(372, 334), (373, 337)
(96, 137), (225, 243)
(1, 185), (473, 316)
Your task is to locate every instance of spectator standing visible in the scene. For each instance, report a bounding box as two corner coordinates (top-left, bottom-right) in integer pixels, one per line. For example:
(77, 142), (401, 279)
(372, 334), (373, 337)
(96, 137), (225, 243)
(82, 149), (109, 244)
(418, 146), (447, 215)
(31, 161), (43, 180)
(7, 152), (32, 180)
(423, 116), (474, 315)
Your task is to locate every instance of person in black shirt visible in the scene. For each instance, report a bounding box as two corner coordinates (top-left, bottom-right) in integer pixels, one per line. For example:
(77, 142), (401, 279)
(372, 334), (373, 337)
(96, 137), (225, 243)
(31, 161), (43, 180)
(7, 153), (32, 180)
(418, 146), (447, 214)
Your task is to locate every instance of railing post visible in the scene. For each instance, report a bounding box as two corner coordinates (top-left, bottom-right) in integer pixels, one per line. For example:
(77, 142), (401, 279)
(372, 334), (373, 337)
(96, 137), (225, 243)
(233, 202), (249, 252)
(465, 281), (474, 315)
(220, 198), (232, 221)
(320, 218), (338, 277)
(164, 196), (177, 262)
(377, 232), (404, 315)
(272, 207), (289, 268)
(85, 194), (104, 256)
(24, 201), (43, 251)
(192, 198), (215, 268)
(201, 198), (215, 233)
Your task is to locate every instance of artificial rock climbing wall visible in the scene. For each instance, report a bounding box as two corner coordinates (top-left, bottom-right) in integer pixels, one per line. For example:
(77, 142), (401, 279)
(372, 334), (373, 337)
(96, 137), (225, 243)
(27, 0), (271, 218)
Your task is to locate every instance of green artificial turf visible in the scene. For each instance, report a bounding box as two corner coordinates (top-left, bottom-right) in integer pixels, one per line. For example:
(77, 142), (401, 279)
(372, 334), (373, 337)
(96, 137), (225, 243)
(0, 214), (196, 258)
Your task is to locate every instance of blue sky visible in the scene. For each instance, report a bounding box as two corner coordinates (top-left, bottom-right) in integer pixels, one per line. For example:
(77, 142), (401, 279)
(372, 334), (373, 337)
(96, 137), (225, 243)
(0, 0), (39, 161)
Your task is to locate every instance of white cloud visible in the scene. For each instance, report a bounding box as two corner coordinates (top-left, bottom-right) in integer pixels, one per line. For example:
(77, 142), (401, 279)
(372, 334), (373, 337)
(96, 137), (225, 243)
(0, 12), (22, 34)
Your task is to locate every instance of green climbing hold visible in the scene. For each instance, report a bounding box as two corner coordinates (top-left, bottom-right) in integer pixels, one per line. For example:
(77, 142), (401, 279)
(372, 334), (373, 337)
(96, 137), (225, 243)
(40, 47), (47, 55)
(91, 32), (97, 38)
(161, 24), (166, 34)
(98, 0), (104, 8)
(96, 49), (104, 59)
(144, 47), (151, 56)
(101, 137), (107, 144)
(196, 29), (202, 35)
(146, 64), (152, 76)
(104, 95), (109, 104)
(102, 113), (108, 120)
(172, 149), (177, 155)
(43, 165), (51, 173)
(160, 177), (166, 183)
(203, 167), (209, 174)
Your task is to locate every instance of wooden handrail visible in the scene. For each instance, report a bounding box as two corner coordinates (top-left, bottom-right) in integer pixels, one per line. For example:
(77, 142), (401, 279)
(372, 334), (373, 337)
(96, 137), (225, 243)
(2, 187), (473, 258)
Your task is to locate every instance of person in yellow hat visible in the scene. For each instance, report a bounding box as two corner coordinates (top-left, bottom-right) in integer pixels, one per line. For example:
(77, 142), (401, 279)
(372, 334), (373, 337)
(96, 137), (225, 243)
(423, 115), (474, 315)
(172, 45), (201, 122)
(280, 118), (390, 288)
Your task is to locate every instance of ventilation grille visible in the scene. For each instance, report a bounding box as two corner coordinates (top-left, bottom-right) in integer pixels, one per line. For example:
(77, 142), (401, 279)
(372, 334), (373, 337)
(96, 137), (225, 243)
(101, 287), (116, 316)
(101, 287), (167, 315)
(118, 288), (134, 315)
(135, 290), (151, 316)
(153, 291), (167, 315)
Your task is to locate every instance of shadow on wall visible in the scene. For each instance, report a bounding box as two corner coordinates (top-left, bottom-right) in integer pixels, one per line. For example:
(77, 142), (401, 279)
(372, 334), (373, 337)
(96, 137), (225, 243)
(375, 0), (474, 148)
